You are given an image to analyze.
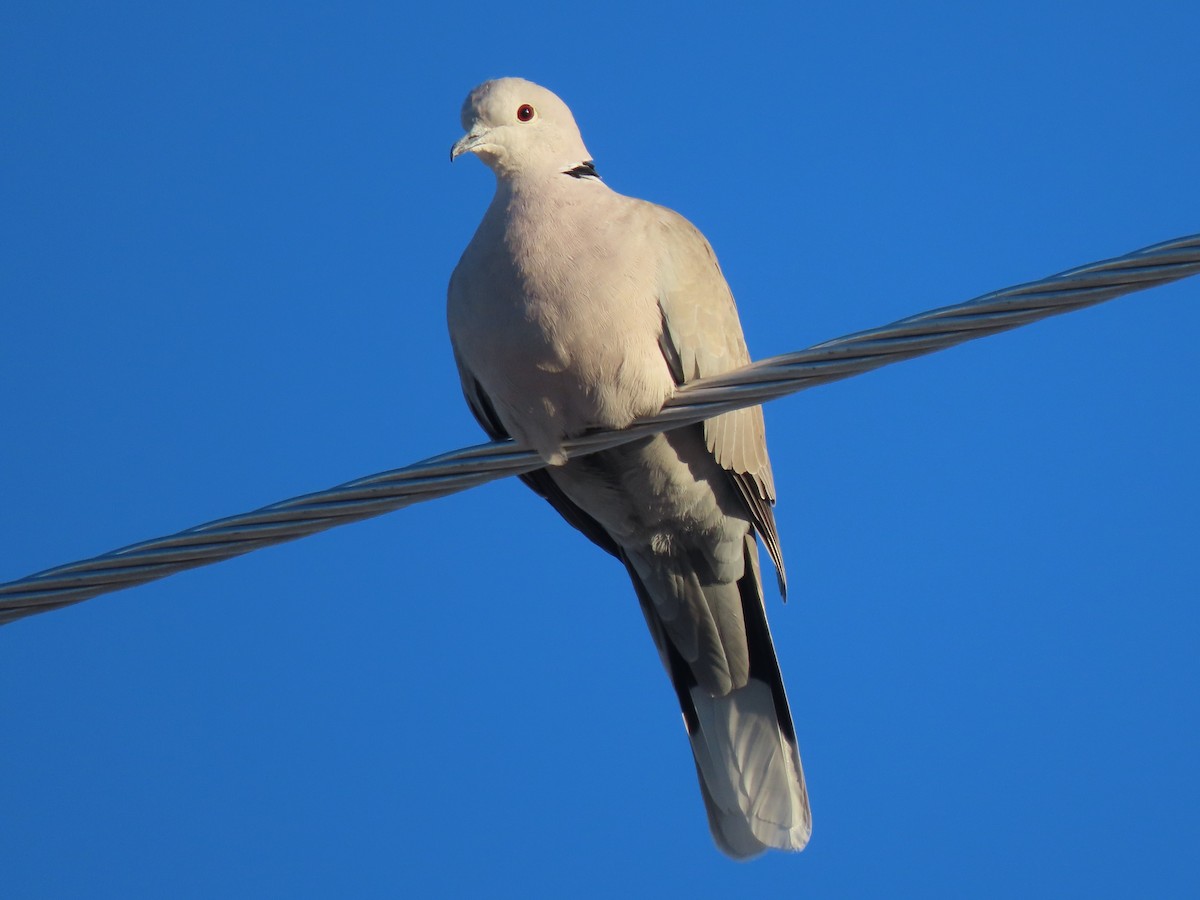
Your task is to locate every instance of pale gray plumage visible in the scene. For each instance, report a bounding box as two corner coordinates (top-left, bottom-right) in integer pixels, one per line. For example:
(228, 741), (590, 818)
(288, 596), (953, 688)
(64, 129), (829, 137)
(447, 77), (810, 858)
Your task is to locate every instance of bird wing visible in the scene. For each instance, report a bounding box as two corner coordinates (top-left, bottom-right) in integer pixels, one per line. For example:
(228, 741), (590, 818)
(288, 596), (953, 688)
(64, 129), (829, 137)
(649, 204), (787, 593)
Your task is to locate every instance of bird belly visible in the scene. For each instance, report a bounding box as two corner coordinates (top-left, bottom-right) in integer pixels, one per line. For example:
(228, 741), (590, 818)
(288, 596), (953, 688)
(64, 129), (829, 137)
(547, 426), (752, 584)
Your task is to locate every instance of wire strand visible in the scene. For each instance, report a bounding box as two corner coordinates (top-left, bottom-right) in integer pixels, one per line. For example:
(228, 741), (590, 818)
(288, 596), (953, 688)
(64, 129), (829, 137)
(3, 233), (1198, 625)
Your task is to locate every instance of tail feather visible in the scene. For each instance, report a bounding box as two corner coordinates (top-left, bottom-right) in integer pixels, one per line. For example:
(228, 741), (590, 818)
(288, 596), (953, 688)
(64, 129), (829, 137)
(623, 534), (810, 859)
(691, 757), (766, 859)
(689, 679), (811, 858)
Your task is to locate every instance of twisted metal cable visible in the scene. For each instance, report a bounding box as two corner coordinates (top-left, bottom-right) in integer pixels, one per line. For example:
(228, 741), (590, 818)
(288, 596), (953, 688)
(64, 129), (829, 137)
(3, 233), (1198, 626)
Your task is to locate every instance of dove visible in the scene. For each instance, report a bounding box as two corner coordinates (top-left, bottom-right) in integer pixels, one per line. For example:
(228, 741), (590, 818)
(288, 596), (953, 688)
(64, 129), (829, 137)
(448, 77), (810, 858)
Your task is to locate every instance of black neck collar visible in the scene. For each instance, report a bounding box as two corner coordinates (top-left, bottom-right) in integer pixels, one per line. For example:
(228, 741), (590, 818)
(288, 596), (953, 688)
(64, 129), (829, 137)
(563, 160), (600, 179)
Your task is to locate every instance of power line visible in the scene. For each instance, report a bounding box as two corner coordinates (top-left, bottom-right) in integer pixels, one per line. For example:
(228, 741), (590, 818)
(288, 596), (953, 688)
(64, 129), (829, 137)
(2, 233), (1197, 626)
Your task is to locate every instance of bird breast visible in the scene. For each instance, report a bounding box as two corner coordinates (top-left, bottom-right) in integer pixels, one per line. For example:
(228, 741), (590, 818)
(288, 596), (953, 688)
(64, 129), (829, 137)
(450, 183), (676, 461)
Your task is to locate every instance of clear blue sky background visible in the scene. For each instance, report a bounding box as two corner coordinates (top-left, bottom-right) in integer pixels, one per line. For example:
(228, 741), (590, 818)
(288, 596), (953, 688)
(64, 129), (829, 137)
(3, 2), (1198, 897)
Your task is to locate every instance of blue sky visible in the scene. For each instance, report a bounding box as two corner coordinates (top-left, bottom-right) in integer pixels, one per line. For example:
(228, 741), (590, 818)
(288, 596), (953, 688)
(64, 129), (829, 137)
(2, 2), (1198, 896)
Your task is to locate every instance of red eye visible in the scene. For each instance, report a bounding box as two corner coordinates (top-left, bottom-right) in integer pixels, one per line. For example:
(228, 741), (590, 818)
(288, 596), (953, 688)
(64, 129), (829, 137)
(517, 104), (535, 122)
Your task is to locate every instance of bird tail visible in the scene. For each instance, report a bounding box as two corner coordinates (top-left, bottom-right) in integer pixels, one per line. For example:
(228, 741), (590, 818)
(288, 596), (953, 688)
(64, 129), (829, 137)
(688, 676), (811, 858)
(625, 536), (811, 859)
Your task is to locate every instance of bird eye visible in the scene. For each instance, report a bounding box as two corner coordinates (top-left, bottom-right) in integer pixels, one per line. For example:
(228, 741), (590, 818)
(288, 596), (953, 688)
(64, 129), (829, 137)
(517, 104), (535, 122)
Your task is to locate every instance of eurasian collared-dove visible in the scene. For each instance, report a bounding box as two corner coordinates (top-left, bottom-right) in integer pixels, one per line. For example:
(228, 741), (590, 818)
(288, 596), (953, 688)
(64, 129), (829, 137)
(447, 78), (810, 859)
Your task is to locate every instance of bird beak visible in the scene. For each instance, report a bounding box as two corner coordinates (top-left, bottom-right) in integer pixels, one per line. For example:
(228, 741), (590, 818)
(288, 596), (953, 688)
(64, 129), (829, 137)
(450, 129), (490, 162)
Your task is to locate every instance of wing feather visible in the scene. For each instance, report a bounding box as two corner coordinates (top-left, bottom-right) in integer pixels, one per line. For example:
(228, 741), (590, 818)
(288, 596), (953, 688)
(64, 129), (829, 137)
(651, 206), (787, 592)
